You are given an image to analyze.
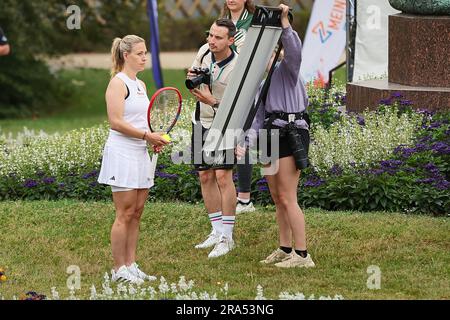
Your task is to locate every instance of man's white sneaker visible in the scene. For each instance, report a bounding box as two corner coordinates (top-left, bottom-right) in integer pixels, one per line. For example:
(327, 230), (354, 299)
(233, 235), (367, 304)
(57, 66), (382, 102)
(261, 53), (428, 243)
(236, 201), (256, 214)
(127, 262), (156, 281)
(195, 231), (221, 249)
(111, 265), (144, 285)
(208, 236), (235, 258)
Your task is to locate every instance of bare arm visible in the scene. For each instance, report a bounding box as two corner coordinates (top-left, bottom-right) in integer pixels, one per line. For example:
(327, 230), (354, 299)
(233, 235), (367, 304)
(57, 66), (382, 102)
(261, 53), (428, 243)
(105, 77), (168, 147)
(0, 44), (10, 56)
(278, 4), (302, 83)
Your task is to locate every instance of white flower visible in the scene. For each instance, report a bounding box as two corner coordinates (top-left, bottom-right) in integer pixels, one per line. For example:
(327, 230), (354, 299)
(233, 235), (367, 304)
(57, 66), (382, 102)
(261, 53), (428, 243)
(255, 285), (266, 300)
(51, 287), (60, 300)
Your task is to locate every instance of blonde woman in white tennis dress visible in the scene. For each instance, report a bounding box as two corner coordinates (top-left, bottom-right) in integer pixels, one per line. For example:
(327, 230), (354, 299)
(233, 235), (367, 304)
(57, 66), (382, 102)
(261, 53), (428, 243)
(98, 35), (168, 285)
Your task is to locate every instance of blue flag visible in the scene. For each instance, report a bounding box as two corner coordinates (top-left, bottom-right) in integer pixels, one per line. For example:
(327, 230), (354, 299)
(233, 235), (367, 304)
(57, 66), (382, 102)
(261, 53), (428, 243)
(147, 0), (164, 88)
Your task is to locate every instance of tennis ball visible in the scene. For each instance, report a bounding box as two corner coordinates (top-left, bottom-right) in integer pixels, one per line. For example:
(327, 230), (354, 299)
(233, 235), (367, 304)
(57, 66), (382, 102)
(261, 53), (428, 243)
(162, 134), (171, 142)
(0, 275), (6, 282)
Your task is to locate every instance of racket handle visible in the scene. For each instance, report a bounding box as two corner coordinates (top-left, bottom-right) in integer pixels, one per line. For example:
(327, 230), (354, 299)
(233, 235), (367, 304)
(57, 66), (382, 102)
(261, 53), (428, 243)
(150, 153), (159, 179)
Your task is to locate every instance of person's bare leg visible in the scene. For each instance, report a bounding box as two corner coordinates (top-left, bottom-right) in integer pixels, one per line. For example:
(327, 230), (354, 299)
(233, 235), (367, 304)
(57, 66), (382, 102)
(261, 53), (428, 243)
(215, 169), (236, 217)
(265, 162), (292, 248)
(199, 170), (222, 213)
(111, 190), (138, 270)
(274, 156), (307, 251)
(125, 188), (148, 265)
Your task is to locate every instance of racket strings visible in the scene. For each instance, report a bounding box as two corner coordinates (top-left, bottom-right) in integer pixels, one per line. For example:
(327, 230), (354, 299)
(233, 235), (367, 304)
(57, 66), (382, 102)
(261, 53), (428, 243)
(150, 91), (180, 132)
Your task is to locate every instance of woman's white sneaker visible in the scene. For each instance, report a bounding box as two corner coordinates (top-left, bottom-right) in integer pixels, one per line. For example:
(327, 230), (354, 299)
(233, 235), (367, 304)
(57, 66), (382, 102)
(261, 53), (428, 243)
(111, 265), (145, 285)
(260, 248), (291, 264)
(127, 262), (157, 281)
(274, 252), (315, 268)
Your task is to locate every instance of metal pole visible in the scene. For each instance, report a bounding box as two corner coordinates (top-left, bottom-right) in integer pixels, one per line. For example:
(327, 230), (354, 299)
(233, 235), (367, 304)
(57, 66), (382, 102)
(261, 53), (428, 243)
(346, 0), (357, 83)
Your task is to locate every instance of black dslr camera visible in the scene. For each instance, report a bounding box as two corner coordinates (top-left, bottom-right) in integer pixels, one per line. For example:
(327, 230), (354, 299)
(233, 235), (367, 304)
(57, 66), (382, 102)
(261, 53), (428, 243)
(185, 67), (211, 90)
(283, 122), (309, 170)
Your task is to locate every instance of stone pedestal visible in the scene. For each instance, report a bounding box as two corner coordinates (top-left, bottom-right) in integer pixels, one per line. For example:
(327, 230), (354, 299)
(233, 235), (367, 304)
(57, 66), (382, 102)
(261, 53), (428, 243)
(347, 13), (450, 111)
(389, 14), (450, 87)
(347, 80), (450, 112)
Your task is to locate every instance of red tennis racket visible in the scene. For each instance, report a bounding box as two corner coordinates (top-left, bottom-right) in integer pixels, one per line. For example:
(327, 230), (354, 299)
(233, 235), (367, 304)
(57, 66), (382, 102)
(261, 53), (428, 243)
(147, 87), (182, 173)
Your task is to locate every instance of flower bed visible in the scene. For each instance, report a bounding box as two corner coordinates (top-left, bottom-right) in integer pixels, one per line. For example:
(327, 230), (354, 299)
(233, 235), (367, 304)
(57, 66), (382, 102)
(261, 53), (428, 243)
(0, 89), (448, 215)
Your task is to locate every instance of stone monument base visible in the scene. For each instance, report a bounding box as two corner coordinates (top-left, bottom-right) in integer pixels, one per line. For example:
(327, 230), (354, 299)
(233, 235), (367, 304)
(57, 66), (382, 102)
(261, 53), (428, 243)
(347, 13), (450, 112)
(346, 80), (450, 112)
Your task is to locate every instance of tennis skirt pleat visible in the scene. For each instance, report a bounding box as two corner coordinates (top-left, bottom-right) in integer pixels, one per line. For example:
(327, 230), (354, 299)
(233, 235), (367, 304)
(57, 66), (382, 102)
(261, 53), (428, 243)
(97, 143), (155, 189)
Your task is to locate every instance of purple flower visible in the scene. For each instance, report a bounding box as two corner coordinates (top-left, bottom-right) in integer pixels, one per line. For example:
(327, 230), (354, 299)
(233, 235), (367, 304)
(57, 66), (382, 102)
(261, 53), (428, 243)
(367, 169), (385, 176)
(257, 178), (267, 185)
(82, 170), (99, 179)
(400, 99), (413, 106)
(304, 177), (326, 188)
(429, 121), (443, 129)
(89, 181), (98, 187)
(391, 92), (403, 99)
(24, 179), (38, 188)
(379, 98), (392, 105)
(329, 164), (343, 176)
(155, 171), (178, 179)
(380, 160), (403, 168)
(415, 143), (428, 152)
(431, 142), (450, 155)
(435, 180), (450, 190)
(356, 115), (365, 126)
(393, 144), (408, 154)
(418, 135), (432, 144)
(416, 178), (434, 184)
(42, 177), (56, 184)
(416, 108), (435, 117)
(232, 173), (238, 182)
(424, 163), (439, 172)
(58, 183), (65, 188)
(258, 185), (269, 192)
(189, 170), (199, 176)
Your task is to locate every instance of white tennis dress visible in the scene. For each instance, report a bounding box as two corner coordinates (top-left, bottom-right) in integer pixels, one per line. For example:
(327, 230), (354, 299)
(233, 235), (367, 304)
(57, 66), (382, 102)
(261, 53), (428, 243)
(97, 72), (155, 189)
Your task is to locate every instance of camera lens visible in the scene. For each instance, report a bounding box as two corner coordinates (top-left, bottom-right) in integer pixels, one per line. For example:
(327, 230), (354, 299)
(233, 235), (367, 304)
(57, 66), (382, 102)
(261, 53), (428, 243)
(185, 73), (209, 90)
(286, 123), (309, 170)
(185, 75), (203, 90)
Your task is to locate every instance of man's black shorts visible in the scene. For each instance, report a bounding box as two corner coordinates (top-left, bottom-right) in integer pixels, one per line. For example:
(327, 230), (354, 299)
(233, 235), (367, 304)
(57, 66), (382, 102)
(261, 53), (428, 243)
(191, 122), (235, 171)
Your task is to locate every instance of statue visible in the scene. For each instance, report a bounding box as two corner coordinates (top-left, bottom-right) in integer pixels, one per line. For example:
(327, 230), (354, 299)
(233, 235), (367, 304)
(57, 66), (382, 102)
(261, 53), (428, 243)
(389, 0), (450, 15)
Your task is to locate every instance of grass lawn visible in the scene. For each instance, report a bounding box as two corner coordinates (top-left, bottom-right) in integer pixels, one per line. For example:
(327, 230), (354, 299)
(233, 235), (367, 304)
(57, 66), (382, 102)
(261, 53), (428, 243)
(0, 68), (192, 135)
(0, 201), (448, 300)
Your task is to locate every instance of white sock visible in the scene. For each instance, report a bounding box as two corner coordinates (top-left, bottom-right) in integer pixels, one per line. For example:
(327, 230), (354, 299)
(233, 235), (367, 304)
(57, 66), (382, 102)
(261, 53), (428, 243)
(208, 211), (223, 234)
(237, 197), (250, 204)
(222, 215), (235, 239)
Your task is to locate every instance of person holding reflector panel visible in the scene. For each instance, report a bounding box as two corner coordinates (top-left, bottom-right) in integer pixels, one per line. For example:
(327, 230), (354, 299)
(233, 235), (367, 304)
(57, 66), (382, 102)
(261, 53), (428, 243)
(236, 5), (315, 269)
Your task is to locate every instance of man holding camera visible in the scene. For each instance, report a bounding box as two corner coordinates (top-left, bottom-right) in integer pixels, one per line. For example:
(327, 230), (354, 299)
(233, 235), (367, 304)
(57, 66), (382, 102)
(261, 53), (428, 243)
(187, 18), (239, 259)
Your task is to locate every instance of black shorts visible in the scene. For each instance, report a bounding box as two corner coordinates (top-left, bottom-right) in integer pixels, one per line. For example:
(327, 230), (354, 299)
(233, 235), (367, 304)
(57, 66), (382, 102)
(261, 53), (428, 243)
(261, 123), (310, 160)
(191, 122), (235, 171)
